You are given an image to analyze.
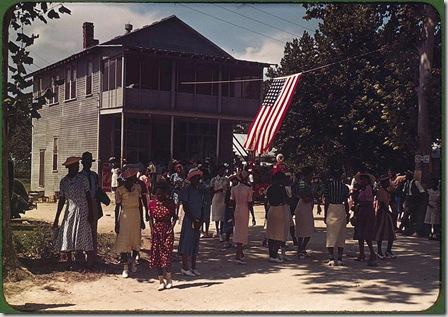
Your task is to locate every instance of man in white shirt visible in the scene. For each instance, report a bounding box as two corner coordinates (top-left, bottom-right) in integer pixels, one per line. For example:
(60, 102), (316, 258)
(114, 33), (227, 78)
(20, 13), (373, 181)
(400, 170), (426, 236)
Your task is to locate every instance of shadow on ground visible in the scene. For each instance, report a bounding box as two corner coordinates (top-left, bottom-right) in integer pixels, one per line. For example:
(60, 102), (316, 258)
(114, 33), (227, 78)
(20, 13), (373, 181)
(16, 215), (441, 307)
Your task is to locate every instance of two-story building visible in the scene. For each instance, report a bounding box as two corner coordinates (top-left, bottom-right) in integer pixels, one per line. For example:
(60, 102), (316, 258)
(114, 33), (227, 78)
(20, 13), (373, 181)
(30, 15), (267, 195)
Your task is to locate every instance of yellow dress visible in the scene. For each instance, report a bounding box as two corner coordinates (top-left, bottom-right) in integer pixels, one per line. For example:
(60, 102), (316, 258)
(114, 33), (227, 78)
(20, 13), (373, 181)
(115, 184), (142, 253)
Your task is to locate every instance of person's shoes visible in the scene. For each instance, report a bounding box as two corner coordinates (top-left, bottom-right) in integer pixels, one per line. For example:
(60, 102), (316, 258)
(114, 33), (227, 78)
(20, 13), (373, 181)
(376, 252), (385, 260)
(181, 269), (195, 277)
(192, 269), (201, 276)
(280, 254), (288, 262)
(298, 254), (306, 260)
(158, 276), (166, 291)
(219, 235), (225, 242)
(165, 272), (173, 289)
(385, 251), (397, 259)
(336, 259), (344, 266)
(224, 242), (233, 248)
(122, 265), (129, 278)
(269, 257), (283, 263)
(131, 261), (138, 273)
(328, 259), (336, 266)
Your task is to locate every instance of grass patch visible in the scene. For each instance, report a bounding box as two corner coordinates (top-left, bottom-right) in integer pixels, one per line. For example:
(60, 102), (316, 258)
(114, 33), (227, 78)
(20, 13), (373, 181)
(12, 221), (54, 259)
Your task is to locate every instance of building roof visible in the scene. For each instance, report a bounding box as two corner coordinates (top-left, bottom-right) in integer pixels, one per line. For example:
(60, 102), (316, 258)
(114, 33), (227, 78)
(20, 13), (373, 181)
(29, 15), (270, 78)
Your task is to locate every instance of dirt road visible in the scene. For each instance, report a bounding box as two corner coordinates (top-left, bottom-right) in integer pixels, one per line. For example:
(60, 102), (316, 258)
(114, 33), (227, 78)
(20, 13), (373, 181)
(4, 203), (441, 312)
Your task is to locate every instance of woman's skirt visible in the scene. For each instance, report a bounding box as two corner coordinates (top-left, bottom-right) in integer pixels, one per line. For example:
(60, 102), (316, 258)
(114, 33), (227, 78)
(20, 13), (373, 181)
(353, 205), (376, 241)
(233, 207), (249, 245)
(374, 206), (396, 241)
(326, 204), (347, 248)
(211, 193), (226, 222)
(267, 205), (288, 242)
(294, 199), (314, 238)
(56, 203), (93, 252)
(149, 222), (174, 269)
(115, 207), (141, 253)
(178, 217), (201, 256)
(424, 206), (441, 225)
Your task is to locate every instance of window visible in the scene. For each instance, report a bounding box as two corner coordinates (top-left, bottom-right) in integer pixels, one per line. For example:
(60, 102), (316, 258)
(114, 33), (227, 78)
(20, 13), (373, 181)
(39, 149), (45, 187)
(141, 58), (158, 90)
(34, 77), (42, 98)
(125, 58), (139, 87)
(52, 138), (58, 171)
(65, 66), (76, 100)
(102, 57), (122, 91)
(86, 61), (93, 95)
(49, 75), (59, 105)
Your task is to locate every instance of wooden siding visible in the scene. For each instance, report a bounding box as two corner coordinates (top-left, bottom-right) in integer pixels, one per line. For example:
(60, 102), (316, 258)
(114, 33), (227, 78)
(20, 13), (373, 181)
(31, 53), (101, 195)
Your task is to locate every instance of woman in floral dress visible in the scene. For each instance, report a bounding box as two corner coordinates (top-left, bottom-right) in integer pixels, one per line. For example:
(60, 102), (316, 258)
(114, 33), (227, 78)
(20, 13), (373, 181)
(53, 156), (94, 271)
(148, 181), (177, 290)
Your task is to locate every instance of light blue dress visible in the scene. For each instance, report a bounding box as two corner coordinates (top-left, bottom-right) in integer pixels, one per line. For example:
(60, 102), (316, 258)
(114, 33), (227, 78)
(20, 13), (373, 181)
(178, 184), (206, 256)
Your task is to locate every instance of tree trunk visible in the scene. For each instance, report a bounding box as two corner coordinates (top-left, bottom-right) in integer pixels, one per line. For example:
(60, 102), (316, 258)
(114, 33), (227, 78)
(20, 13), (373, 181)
(415, 4), (436, 188)
(2, 7), (18, 276)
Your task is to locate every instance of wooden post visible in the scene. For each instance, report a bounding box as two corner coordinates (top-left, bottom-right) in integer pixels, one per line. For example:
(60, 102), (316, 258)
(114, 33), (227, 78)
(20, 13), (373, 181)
(170, 116), (174, 159)
(171, 61), (176, 109)
(121, 51), (125, 107)
(216, 118), (221, 162)
(120, 110), (125, 168)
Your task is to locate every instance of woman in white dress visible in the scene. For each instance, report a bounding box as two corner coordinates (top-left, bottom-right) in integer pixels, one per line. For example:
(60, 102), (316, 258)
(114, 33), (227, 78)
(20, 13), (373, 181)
(424, 179), (440, 240)
(210, 166), (229, 240)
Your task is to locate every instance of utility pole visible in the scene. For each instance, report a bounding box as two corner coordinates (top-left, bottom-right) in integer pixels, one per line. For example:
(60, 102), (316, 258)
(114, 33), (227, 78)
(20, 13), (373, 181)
(415, 4), (437, 188)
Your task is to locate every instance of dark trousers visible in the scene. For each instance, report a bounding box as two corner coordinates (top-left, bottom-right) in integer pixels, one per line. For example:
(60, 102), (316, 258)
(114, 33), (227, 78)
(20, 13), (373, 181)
(268, 239), (281, 258)
(120, 250), (139, 264)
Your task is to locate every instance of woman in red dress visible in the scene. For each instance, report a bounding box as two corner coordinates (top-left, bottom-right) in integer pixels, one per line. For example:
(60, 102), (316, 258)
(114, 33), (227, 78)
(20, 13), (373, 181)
(148, 181), (177, 291)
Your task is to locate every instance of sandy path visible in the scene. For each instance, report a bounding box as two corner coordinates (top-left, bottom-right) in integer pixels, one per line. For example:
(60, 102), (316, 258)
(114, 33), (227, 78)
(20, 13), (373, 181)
(5, 204), (441, 312)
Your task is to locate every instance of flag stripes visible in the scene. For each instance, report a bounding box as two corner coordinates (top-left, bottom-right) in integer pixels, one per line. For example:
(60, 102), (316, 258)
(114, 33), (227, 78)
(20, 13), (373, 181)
(243, 73), (301, 154)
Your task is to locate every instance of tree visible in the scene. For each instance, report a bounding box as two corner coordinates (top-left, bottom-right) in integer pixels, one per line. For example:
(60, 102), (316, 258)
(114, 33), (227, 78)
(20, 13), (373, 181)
(3, 2), (71, 275)
(269, 4), (441, 177)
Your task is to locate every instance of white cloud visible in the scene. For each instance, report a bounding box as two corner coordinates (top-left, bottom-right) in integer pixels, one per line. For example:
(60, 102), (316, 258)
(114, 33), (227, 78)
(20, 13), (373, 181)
(233, 37), (286, 66)
(18, 3), (165, 68)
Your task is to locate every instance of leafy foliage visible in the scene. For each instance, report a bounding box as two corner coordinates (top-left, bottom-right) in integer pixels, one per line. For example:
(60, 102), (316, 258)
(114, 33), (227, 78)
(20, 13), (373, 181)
(6, 3), (71, 130)
(269, 4), (441, 174)
(5, 2), (71, 182)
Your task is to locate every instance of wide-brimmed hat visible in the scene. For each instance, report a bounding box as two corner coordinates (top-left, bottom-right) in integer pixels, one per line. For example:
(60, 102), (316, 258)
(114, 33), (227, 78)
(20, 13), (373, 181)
(81, 151), (95, 163)
(354, 172), (376, 184)
(187, 168), (203, 181)
(121, 168), (138, 179)
(62, 156), (81, 167)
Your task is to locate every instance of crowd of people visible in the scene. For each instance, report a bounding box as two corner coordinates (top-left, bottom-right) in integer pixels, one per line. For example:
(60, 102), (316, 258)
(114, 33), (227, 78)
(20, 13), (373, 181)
(51, 152), (441, 291)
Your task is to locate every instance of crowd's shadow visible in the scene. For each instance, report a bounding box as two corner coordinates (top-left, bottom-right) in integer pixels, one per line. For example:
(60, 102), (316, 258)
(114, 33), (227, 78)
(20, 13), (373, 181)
(17, 220), (441, 305)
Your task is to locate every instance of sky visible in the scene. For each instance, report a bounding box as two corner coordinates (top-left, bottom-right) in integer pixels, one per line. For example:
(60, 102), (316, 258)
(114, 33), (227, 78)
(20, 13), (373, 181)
(18, 3), (319, 73)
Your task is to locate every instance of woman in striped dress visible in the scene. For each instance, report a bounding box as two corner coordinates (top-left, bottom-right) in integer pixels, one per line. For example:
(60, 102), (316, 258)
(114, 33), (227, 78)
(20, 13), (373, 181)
(323, 169), (350, 266)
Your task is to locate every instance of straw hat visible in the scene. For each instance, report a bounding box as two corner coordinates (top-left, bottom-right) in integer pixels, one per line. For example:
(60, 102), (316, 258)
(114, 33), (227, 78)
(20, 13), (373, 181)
(187, 168), (203, 181)
(62, 156), (81, 167)
(121, 168), (138, 179)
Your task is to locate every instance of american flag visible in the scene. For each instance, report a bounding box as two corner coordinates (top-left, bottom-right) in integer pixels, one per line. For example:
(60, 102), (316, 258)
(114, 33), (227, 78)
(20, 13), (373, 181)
(243, 73), (301, 154)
